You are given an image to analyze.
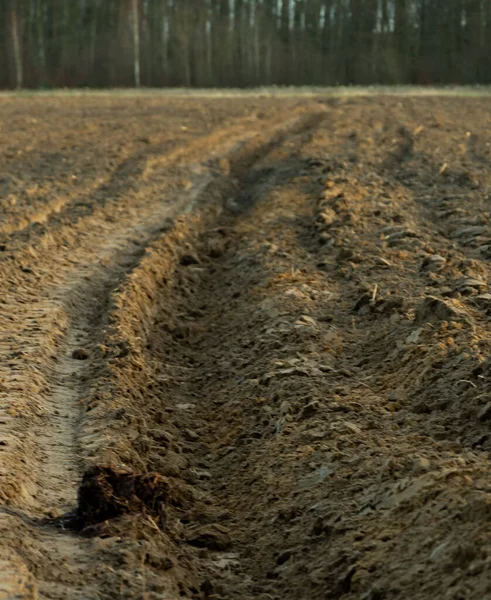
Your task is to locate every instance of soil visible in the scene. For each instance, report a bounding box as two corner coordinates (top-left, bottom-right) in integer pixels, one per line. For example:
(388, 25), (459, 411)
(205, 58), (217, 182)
(1, 94), (491, 599)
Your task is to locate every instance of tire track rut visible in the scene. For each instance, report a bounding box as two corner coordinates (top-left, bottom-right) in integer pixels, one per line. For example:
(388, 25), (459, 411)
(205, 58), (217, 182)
(111, 103), (491, 599)
(4, 95), (491, 600)
(0, 107), (325, 599)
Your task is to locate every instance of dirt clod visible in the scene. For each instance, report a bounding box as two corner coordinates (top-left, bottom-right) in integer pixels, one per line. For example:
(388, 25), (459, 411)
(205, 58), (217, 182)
(72, 348), (90, 360)
(185, 524), (232, 551)
(415, 296), (466, 324)
(180, 253), (200, 266)
(73, 466), (185, 529)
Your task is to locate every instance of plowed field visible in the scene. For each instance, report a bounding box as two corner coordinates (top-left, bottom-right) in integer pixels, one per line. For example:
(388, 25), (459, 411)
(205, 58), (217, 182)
(1, 94), (491, 600)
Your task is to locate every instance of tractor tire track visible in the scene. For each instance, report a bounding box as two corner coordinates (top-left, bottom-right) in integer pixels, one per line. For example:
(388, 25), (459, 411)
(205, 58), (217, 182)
(0, 105), (325, 599)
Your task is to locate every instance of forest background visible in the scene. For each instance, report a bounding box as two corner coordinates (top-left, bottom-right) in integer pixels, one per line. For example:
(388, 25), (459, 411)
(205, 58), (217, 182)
(2, 1), (490, 89)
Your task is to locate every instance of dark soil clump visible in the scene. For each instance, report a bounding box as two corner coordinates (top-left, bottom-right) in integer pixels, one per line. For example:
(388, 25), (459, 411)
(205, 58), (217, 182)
(71, 466), (186, 529)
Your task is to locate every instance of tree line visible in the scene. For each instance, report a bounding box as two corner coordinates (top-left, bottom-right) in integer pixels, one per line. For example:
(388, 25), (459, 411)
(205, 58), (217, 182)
(2, 0), (491, 89)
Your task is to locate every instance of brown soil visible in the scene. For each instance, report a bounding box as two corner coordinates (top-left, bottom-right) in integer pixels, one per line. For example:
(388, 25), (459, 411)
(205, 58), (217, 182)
(1, 94), (491, 599)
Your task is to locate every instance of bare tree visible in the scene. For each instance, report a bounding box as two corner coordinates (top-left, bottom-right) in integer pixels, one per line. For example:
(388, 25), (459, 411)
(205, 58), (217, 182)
(132, 0), (140, 87)
(10, 1), (22, 89)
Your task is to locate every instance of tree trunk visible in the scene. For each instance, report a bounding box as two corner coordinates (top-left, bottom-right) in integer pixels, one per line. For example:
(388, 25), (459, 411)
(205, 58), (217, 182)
(132, 0), (140, 87)
(11, 6), (23, 90)
(36, 0), (46, 78)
